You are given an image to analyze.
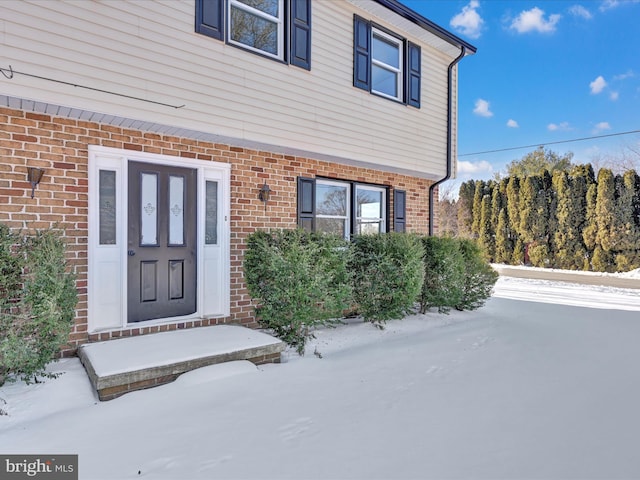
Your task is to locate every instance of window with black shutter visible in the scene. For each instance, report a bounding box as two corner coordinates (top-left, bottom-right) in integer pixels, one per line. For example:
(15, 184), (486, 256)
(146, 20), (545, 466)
(196, 0), (311, 70)
(297, 177), (389, 238)
(353, 15), (421, 107)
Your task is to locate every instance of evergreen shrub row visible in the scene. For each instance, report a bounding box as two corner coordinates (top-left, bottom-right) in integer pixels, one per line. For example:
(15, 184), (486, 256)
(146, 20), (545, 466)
(244, 230), (497, 353)
(0, 224), (78, 385)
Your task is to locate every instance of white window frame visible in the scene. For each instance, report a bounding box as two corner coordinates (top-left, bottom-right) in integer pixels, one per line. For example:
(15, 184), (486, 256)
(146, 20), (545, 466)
(355, 184), (387, 235)
(371, 27), (403, 101)
(316, 179), (351, 240)
(228, 0), (285, 60)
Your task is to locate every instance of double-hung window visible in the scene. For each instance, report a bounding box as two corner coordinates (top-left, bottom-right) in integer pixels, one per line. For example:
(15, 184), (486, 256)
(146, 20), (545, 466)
(371, 28), (403, 101)
(196, 0), (311, 70)
(353, 15), (421, 107)
(229, 0), (283, 59)
(298, 177), (399, 238)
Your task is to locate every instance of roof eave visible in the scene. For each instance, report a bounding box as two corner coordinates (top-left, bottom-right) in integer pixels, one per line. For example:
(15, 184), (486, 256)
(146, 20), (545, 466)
(372, 0), (477, 54)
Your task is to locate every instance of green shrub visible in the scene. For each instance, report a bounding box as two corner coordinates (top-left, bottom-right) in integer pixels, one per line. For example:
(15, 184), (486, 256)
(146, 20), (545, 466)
(0, 226), (77, 385)
(419, 236), (465, 314)
(348, 233), (424, 326)
(455, 239), (498, 311)
(244, 229), (351, 355)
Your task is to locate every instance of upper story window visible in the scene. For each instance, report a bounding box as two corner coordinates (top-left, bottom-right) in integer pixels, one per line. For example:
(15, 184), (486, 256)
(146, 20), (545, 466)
(196, 0), (311, 70)
(371, 28), (403, 101)
(298, 177), (396, 239)
(354, 15), (421, 108)
(229, 0), (283, 59)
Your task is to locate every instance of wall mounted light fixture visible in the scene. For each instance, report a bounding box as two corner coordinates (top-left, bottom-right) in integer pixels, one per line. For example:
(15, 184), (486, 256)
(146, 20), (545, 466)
(258, 182), (272, 210)
(27, 167), (45, 199)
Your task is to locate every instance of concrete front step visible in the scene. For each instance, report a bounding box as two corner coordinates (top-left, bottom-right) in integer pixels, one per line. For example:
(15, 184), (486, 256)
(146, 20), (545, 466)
(78, 325), (286, 401)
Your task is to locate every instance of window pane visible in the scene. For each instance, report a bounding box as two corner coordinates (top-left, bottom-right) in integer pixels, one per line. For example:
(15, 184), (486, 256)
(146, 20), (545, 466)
(316, 184), (347, 216)
(372, 64), (398, 98)
(236, 0), (279, 17)
(373, 34), (400, 69)
(140, 173), (158, 246)
(99, 170), (116, 245)
(168, 175), (184, 246)
(316, 218), (346, 238)
(205, 181), (218, 245)
(357, 189), (383, 218)
(230, 5), (278, 55)
(357, 220), (382, 235)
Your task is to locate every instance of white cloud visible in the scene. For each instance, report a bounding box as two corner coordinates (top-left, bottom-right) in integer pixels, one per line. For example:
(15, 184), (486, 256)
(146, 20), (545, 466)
(473, 98), (493, 117)
(613, 70), (634, 81)
(450, 0), (484, 39)
(548, 122), (572, 132)
(600, 0), (640, 11)
(507, 119), (519, 128)
(569, 5), (593, 19)
(510, 7), (561, 33)
(458, 159), (494, 176)
(592, 121), (611, 134)
(589, 75), (607, 94)
(610, 91), (619, 101)
(600, 0), (618, 10)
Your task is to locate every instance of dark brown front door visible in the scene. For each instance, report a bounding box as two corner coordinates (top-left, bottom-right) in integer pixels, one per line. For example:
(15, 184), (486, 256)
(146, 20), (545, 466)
(127, 161), (197, 322)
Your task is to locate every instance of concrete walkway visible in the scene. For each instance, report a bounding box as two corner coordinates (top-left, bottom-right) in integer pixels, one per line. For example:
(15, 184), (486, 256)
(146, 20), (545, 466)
(493, 264), (640, 290)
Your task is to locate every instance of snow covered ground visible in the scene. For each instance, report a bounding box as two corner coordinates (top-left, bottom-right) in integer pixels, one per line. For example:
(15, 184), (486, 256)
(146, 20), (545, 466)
(1, 275), (640, 479)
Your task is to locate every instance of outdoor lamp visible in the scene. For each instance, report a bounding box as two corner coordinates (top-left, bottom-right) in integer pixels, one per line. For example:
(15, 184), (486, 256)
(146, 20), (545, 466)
(258, 182), (272, 209)
(27, 167), (45, 198)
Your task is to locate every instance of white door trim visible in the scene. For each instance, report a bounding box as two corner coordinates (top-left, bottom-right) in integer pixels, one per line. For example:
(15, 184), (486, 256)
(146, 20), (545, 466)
(87, 145), (230, 333)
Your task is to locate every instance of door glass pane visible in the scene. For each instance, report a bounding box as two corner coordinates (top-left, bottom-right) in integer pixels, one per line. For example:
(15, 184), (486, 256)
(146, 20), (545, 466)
(316, 184), (347, 216)
(140, 173), (158, 246)
(230, 5), (278, 55)
(205, 181), (218, 245)
(168, 175), (185, 246)
(99, 170), (116, 245)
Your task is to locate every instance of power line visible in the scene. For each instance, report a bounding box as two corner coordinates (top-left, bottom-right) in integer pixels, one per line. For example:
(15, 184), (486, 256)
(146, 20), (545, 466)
(459, 129), (640, 157)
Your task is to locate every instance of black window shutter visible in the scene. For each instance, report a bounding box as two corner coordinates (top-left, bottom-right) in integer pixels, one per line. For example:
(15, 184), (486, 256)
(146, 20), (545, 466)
(407, 42), (421, 108)
(290, 0), (311, 70)
(353, 16), (371, 91)
(297, 177), (316, 231)
(394, 189), (406, 232)
(195, 0), (224, 41)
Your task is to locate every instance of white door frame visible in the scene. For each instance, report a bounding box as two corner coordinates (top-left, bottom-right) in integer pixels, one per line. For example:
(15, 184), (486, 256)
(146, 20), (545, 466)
(87, 145), (230, 333)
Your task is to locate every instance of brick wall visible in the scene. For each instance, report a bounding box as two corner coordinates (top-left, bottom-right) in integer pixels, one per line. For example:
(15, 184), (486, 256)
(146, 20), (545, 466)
(0, 106), (434, 355)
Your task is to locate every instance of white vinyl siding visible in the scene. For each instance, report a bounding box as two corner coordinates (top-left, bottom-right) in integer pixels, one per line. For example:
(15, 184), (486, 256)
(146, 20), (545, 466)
(1, 0), (456, 179)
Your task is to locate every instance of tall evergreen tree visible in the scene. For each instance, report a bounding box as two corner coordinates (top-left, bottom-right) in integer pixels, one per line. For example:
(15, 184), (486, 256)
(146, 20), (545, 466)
(593, 168), (617, 272)
(553, 170), (588, 269)
(477, 193), (494, 261)
(613, 169), (640, 271)
(490, 182), (503, 234)
(456, 180), (475, 238)
(471, 180), (486, 237)
(543, 170), (558, 264)
(582, 181), (598, 268)
(506, 176), (521, 239)
(494, 208), (513, 263)
(595, 168), (617, 252)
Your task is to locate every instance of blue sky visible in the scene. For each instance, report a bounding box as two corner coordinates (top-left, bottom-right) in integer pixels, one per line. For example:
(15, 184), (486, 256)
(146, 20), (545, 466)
(401, 0), (640, 189)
